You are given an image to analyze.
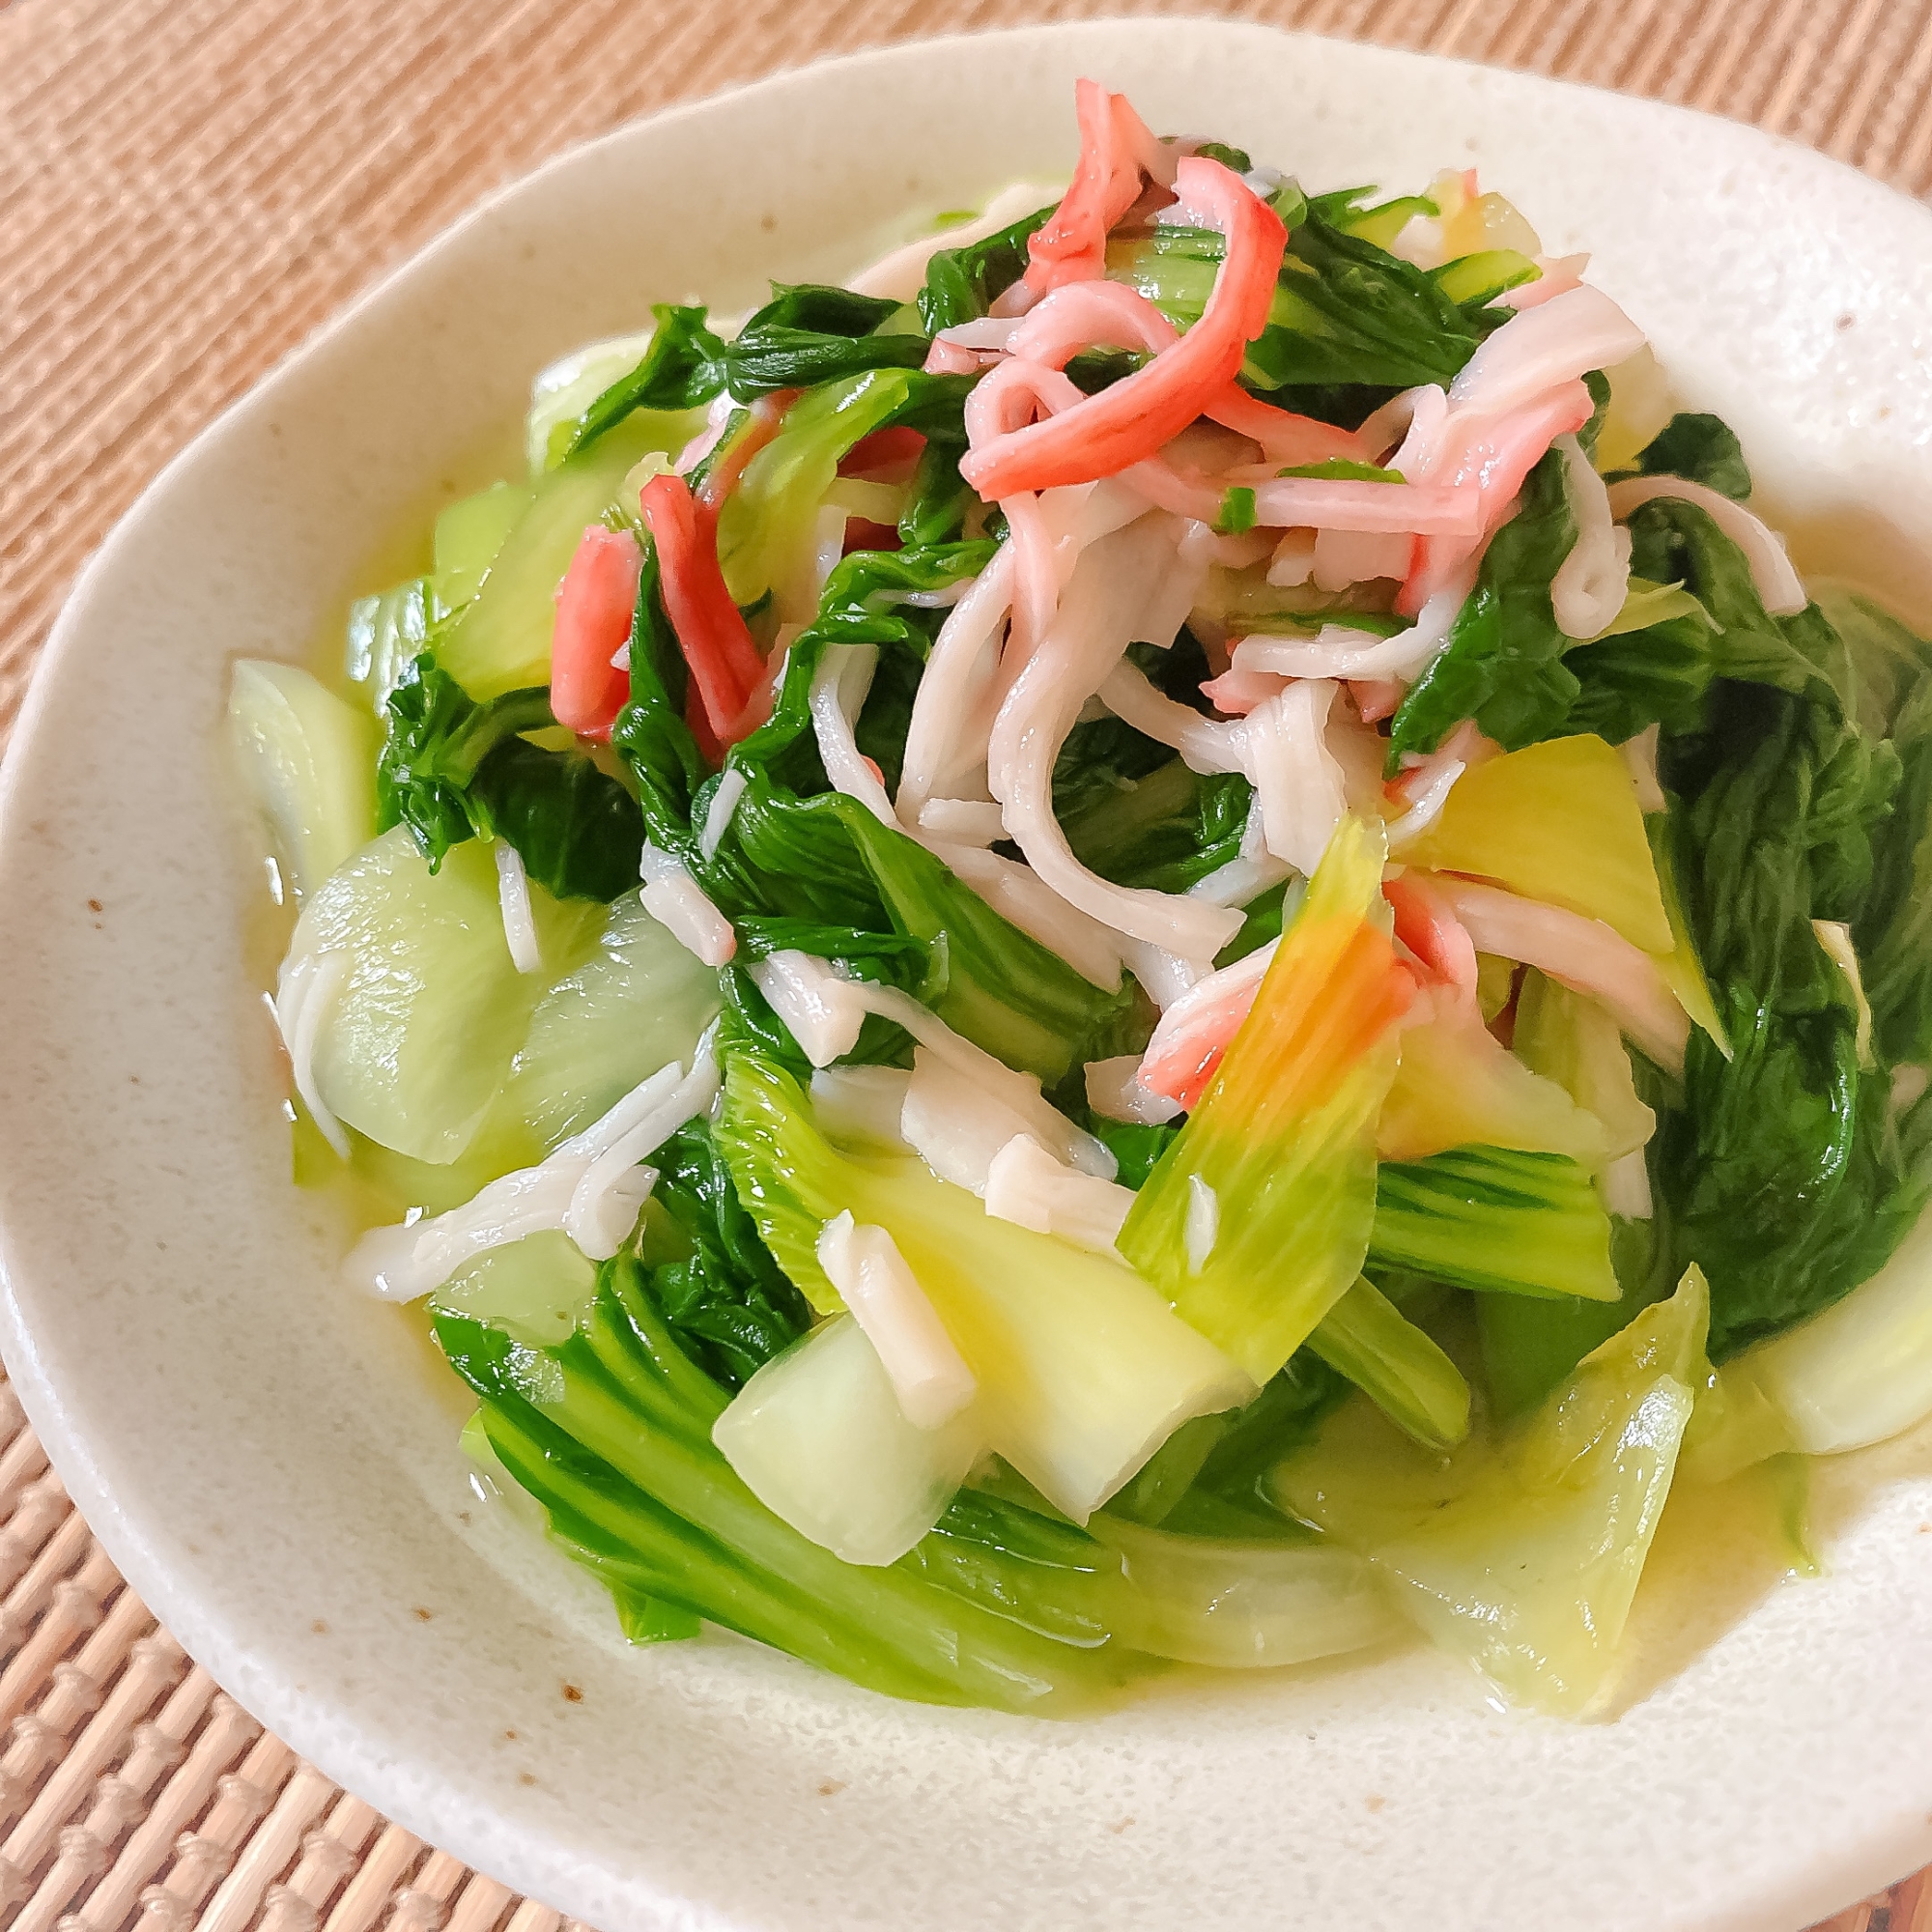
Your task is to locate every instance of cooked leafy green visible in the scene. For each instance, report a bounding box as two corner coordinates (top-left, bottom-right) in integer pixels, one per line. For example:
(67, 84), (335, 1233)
(1475, 1216), (1673, 1419)
(1652, 603), (1929, 1356)
(565, 304), (727, 459)
(725, 784), (1134, 1082)
(620, 540), (1139, 1085)
(637, 1121), (814, 1388)
(724, 284), (930, 400)
(440, 1268), (1133, 1711)
(1306, 1276), (1471, 1451)
(1815, 582), (1932, 738)
(1858, 668), (1932, 1064)
(1109, 193), (1505, 423)
(608, 541), (709, 848)
(377, 658), (642, 899)
(1564, 597), (1716, 745)
(1386, 448), (1578, 762)
(1615, 412), (1752, 500)
(917, 207), (1055, 333)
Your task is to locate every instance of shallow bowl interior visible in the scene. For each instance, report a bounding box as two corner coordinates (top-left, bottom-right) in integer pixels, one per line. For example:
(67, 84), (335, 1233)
(5, 20), (1932, 1932)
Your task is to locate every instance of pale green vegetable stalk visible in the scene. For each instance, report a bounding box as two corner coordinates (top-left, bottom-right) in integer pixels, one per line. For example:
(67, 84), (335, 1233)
(525, 329), (657, 475)
(1401, 734), (1673, 953)
(1720, 1205), (1932, 1457)
(438, 409), (700, 699)
(227, 661), (379, 902)
(1085, 1514), (1405, 1668)
(717, 369), (918, 621)
(288, 825), (599, 1163)
(1307, 1278), (1471, 1453)
(712, 1313), (980, 1566)
(1120, 816), (1410, 1383)
(504, 888), (723, 1150)
(714, 1048), (1252, 1522)
(1278, 1268), (1709, 1717)
(432, 480), (533, 611)
(1512, 971), (1658, 1160)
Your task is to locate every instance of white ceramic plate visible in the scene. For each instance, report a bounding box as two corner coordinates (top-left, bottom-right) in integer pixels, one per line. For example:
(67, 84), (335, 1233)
(6, 21), (1932, 1930)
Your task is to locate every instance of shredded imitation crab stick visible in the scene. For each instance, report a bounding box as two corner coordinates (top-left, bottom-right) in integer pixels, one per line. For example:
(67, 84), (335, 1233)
(1019, 79), (1175, 298)
(639, 470), (768, 747)
(549, 526), (643, 739)
(959, 156), (1288, 498)
(552, 398), (797, 745)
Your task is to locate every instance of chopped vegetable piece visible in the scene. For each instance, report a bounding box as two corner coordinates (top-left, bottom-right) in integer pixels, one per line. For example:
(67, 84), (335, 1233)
(1399, 734), (1673, 953)
(715, 1045), (1252, 1520)
(1369, 1145), (1619, 1302)
(1120, 817), (1413, 1381)
(1279, 1268), (1708, 1715)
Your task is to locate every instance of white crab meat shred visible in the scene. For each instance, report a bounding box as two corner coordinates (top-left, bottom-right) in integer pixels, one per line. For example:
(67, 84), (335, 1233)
(815, 1210), (978, 1429)
(982, 1134), (1137, 1256)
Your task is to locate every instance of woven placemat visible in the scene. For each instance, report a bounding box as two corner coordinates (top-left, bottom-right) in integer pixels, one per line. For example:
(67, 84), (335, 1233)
(4, 0), (1932, 1925)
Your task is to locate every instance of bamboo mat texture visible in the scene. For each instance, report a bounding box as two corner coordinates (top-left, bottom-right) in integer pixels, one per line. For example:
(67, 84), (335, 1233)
(3, 0), (1932, 1926)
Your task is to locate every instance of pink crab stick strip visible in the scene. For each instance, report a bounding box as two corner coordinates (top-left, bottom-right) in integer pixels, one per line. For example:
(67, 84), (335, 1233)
(1136, 939), (1281, 1110)
(1020, 80), (1174, 299)
(1428, 875), (1689, 1074)
(1399, 379), (1594, 614)
(638, 471), (768, 748)
(1008, 277), (1178, 361)
(1125, 460), (1481, 535)
(962, 358), (1089, 655)
(1203, 385), (1368, 468)
(960, 157), (1287, 498)
(1383, 871), (1479, 1003)
(1009, 283), (1371, 473)
(550, 526), (643, 740)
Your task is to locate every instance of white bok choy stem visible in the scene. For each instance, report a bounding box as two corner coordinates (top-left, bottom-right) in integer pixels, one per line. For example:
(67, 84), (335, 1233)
(809, 1065), (912, 1150)
(1738, 1205), (1932, 1455)
(712, 1312), (981, 1567)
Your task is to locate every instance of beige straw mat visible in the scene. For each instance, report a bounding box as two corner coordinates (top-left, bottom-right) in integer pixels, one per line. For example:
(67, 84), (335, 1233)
(4, 0), (1932, 1925)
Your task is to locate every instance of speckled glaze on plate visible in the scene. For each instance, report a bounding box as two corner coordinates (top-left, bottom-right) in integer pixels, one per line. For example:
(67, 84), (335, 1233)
(4, 21), (1932, 1931)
